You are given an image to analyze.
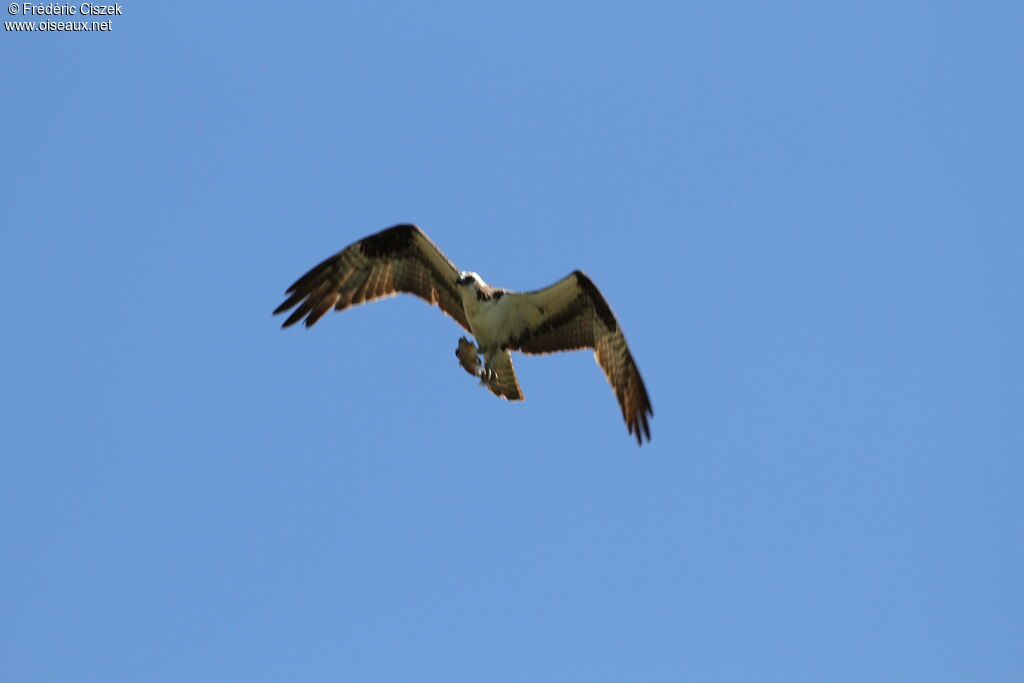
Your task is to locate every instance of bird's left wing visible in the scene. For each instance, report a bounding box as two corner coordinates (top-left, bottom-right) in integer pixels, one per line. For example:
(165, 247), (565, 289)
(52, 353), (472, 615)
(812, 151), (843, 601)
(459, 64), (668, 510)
(273, 224), (470, 331)
(503, 271), (653, 444)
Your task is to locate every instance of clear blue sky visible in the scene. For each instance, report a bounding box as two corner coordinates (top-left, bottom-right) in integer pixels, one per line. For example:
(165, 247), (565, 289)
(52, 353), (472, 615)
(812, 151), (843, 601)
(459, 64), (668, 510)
(3, 3), (1021, 681)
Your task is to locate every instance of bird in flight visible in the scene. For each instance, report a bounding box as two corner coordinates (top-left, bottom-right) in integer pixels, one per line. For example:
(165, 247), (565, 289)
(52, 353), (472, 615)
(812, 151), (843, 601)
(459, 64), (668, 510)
(273, 224), (653, 444)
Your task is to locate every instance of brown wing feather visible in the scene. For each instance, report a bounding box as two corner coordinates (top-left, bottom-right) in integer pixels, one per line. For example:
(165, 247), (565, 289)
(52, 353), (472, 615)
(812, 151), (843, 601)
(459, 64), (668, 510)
(273, 224), (470, 331)
(593, 328), (652, 445)
(507, 271), (653, 444)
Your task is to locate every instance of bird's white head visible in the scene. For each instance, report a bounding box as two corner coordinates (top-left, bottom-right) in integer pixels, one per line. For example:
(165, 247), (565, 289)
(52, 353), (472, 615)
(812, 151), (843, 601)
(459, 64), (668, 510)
(455, 271), (487, 290)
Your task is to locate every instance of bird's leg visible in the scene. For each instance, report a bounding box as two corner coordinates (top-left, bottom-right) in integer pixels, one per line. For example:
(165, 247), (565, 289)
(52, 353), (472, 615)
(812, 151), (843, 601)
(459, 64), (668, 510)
(455, 336), (499, 387)
(478, 360), (495, 385)
(477, 348), (499, 385)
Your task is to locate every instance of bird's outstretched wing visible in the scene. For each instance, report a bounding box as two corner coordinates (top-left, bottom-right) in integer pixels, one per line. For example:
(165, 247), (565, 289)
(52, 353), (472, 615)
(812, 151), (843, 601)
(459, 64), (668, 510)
(273, 224), (470, 331)
(504, 271), (653, 444)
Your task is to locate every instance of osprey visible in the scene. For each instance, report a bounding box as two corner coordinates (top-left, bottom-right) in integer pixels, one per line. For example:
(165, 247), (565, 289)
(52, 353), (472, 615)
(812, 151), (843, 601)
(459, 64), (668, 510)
(273, 224), (653, 444)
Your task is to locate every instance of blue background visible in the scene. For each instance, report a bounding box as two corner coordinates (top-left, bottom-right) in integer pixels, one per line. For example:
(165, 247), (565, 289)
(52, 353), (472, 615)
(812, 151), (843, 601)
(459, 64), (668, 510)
(4, 3), (1021, 681)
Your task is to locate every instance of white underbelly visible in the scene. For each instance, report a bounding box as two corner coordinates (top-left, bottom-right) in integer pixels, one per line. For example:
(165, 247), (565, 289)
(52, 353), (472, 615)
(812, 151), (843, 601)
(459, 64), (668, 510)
(466, 296), (519, 348)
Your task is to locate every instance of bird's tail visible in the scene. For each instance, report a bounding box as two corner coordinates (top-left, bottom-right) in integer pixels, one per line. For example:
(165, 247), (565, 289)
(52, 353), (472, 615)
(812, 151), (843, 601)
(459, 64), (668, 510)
(484, 350), (523, 401)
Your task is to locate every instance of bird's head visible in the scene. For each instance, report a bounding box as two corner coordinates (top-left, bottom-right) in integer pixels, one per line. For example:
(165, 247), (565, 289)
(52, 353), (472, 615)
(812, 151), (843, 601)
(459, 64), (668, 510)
(456, 271), (485, 290)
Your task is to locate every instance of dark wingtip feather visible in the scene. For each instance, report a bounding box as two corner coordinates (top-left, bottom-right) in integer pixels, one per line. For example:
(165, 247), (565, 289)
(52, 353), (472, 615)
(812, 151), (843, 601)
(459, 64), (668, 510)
(273, 288), (309, 316)
(304, 305), (330, 327)
(283, 304), (311, 328)
(629, 397), (654, 446)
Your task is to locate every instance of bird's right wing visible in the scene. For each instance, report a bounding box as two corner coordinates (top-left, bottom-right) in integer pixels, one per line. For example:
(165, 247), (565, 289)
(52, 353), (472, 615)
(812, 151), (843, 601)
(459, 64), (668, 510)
(273, 224), (470, 331)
